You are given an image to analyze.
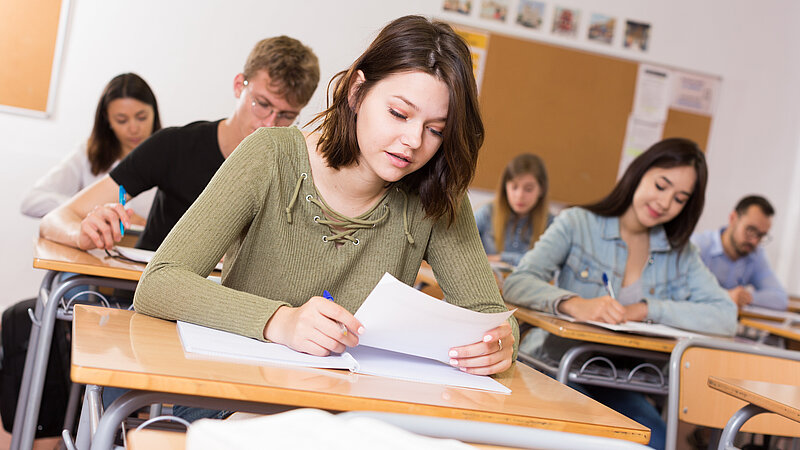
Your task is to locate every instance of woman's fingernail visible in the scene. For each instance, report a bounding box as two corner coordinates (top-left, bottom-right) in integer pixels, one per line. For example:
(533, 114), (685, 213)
(459, 367), (467, 372)
(449, 359), (458, 366)
(449, 350), (458, 357)
(357, 326), (365, 335)
(483, 335), (492, 343)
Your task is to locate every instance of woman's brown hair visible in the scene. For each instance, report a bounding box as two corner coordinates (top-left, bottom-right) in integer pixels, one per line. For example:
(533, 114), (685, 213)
(87, 73), (161, 175)
(492, 153), (549, 252)
(311, 15), (483, 224)
(583, 137), (707, 249)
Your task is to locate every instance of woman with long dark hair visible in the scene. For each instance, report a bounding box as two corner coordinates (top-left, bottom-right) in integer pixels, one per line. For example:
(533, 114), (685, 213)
(504, 138), (736, 450)
(21, 73), (161, 221)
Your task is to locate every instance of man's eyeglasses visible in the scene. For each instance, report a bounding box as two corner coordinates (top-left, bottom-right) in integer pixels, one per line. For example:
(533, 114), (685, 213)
(744, 225), (771, 244)
(243, 79), (298, 126)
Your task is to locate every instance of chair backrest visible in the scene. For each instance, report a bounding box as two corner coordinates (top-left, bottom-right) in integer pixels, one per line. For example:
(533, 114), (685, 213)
(665, 338), (800, 450)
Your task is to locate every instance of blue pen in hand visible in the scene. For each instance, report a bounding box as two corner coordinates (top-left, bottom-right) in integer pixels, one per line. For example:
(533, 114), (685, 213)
(118, 185), (126, 237)
(601, 272), (616, 299)
(322, 290), (348, 336)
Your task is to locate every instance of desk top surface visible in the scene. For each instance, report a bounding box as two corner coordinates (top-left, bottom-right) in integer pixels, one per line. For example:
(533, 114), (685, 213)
(73, 305), (649, 443)
(33, 237), (146, 280)
(708, 376), (800, 423)
(739, 317), (800, 342)
(510, 307), (676, 353)
(788, 299), (800, 313)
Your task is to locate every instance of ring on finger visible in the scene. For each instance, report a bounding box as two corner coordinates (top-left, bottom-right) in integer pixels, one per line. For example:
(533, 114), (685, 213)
(498, 338), (503, 351)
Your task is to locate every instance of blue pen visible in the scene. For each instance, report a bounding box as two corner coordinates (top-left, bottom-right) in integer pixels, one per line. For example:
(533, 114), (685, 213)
(118, 185), (126, 237)
(323, 290), (348, 336)
(601, 272), (616, 299)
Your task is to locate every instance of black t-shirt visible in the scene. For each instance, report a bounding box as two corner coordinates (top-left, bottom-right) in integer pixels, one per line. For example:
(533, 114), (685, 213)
(110, 120), (225, 251)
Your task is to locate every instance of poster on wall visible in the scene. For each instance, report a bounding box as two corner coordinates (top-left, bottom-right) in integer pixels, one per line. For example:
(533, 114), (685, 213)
(480, 0), (510, 23)
(587, 13), (615, 44)
(624, 20), (650, 52)
(442, 0), (472, 15)
(455, 27), (490, 94)
(551, 7), (580, 37)
(516, 0), (546, 30)
(670, 71), (720, 116)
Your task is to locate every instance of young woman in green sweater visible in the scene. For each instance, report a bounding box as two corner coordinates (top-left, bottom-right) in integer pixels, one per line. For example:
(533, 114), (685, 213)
(134, 15), (518, 376)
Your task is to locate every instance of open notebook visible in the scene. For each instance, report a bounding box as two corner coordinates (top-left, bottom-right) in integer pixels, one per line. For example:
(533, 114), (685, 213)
(178, 273), (514, 393)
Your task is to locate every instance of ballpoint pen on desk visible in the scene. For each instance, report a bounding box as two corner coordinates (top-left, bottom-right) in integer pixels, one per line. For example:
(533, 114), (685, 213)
(118, 185), (126, 237)
(322, 290), (348, 336)
(601, 272), (616, 299)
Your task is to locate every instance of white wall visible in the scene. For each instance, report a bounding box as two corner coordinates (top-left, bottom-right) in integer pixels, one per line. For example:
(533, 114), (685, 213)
(2, 0), (800, 309)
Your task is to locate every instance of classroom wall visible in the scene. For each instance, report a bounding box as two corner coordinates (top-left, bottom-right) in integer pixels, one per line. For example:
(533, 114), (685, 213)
(2, 0), (800, 308)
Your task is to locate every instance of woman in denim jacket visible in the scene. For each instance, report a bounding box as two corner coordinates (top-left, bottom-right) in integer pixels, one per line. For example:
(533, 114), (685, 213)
(504, 138), (736, 450)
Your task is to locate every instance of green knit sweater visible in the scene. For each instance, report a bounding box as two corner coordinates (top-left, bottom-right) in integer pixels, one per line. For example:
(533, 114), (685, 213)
(134, 127), (519, 354)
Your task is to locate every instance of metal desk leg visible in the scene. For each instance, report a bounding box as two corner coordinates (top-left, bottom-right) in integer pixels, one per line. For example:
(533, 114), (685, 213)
(16, 275), (136, 450)
(90, 391), (296, 450)
(717, 404), (768, 450)
(9, 271), (56, 450)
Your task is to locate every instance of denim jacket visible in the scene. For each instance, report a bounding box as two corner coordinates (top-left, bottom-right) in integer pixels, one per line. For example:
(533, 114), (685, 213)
(504, 207), (737, 337)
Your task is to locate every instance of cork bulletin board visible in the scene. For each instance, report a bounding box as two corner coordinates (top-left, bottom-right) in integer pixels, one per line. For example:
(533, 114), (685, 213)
(469, 31), (714, 205)
(0, 0), (70, 117)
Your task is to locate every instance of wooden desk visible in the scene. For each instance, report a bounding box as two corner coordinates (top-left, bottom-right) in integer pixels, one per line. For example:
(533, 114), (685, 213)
(788, 298), (800, 313)
(33, 237), (147, 281)
(739, 317), (800, 343)
(708, 376), (800, 448)
(73, 305), (650, 448)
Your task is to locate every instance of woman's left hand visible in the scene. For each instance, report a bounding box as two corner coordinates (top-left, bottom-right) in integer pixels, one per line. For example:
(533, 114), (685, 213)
(447, 321), (514, 375)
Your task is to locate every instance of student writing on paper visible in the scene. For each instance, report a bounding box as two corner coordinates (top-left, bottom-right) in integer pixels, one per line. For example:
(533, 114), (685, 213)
(39, 37), (320, 251)
(21, 73), (161, 222)
(691, 195), (788, 310)
(134, 16), (518, 379)
(504, 138), (736, 450)
(474, 153), (552, 266)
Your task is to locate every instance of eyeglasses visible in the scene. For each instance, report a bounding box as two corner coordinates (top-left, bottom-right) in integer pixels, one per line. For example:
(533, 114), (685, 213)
(243, 80), (298, 126)
(744, 225), (771, 244)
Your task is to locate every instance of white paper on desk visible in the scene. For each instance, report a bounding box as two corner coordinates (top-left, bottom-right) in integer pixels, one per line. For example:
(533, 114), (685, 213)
(585, 320), (703, 339)
(177, 321), (511, 394)
(354, 273), (515, 364)
(741, 305), (800, 322)
(177, 321), (358, 370)
(114, 246), (223, 271)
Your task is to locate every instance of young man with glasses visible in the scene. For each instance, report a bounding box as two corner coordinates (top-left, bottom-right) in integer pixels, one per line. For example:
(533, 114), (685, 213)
(40, 36), (320, 251)
(691, 195), (788, 310)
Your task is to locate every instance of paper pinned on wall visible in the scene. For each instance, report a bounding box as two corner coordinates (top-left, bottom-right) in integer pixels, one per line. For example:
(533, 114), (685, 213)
(617, 115), (664, 179)
(670, 70), (720, 116)
(632, 64), (672, 123)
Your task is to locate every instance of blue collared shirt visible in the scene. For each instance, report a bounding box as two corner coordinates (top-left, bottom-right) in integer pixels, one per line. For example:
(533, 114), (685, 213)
(691, 228), (788, 310)
(504, 207), (737, 336)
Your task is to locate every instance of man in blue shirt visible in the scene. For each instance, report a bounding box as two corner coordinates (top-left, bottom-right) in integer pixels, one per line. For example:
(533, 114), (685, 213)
(691, 195), (788, 310)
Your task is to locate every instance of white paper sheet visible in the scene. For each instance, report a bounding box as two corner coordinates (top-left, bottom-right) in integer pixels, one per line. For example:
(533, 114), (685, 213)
(584, 320), (704, 339)
(114, 245), (223, 271)
(177, 321), (358, 370)
(354, 273), (515, 363)
(741, 305), (800, 323)
(632, 64), (671, 123)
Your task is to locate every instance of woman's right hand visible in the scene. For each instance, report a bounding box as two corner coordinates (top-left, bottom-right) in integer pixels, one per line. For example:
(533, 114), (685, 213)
(557, 296), (625, 324)
(78, 203), (131, 250)
(264, 297), (364, 356)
